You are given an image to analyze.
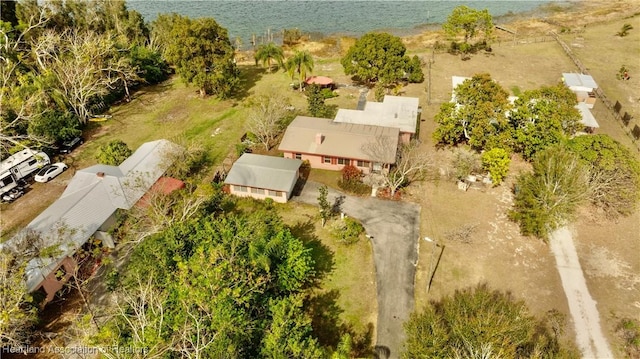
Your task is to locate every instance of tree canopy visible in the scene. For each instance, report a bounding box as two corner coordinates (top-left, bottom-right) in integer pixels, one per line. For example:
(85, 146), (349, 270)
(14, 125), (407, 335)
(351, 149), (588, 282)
(285, 50), (314, 91)
(1, 0), (167, 153)
(434, 75), (583, 160)
(566, 134), (640, 218)
(95, 207), (325, 358)
(402, 283), (578, 358)
(255, 42), (284, 72)
(510, 145), (590, 239)
(433, 73), (511, 151)
(510, 84), (581, 160)
(443, 5), (494, 54)
(95, 139), (132, 166)
(156, 14), (239, 97)
(341, 32), (422, 85)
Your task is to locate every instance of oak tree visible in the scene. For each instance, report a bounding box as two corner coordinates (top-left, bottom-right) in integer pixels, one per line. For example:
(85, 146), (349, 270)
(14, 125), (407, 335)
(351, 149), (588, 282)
(566, 134), (640, 218)
(160, 15), (239, 97)
(443, 5), (494, 54)
(510, 146), (589, 239)
(341, 32), (421, 85)
(403, 284), (577, 358)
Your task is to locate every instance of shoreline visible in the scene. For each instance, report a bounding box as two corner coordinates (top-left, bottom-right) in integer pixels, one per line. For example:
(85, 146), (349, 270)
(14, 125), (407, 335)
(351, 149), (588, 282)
(275, 0), (638, 58)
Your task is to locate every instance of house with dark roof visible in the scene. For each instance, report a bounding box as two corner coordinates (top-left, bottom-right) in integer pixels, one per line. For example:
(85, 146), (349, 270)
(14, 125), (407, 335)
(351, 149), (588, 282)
(278, 116), (399, 174)
(224, 153), (302, 203)
(1, 139), (180, 303)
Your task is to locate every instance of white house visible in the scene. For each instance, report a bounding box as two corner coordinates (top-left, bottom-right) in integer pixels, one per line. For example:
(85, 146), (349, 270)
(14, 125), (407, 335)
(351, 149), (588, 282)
(333, 95), (420, 143)
(563, 73), (598, 108)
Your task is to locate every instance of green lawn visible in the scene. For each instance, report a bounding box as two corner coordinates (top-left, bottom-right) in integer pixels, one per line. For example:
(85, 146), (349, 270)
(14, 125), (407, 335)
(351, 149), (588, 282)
(277, 201), (377, 339)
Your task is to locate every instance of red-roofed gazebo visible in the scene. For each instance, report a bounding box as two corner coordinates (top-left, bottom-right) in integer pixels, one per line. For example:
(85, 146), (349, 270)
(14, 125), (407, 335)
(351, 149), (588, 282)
(304, 76), (334, 89)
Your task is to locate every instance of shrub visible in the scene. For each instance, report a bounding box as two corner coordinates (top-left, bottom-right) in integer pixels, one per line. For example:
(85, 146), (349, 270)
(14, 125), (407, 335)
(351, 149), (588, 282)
(320, 88), (338, 99)
(330, 217), (364, 245)
(337, 164), (371, 195)
(338, 179), (371, 195)
(95, 140), (132, 166)
(283, 28), (302, 46)
(374, 83), (385, 102)
(481, 148), (511, 185)
(451, 148), (481, 180)
(616, 23), (633, 37)
(235, 143), (250, 157)
(616, 317), (640, 358)
(341, 165), (362, 182)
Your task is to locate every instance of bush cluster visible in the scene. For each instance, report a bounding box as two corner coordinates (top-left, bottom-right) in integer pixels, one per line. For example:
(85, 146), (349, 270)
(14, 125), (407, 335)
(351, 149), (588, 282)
(337, 165), (371, 195)
(330, 217), (364, 245)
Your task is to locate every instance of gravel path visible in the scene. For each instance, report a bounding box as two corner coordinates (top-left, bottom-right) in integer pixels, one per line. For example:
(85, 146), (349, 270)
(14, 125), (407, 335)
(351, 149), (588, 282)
(549, 227), (613, 359)
(292, 181), (420, 359)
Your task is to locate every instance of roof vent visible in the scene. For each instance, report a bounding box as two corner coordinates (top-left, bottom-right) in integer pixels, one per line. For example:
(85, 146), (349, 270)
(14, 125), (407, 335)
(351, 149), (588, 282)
(315, 133), (324, 145)
(97, 172), (105, 178)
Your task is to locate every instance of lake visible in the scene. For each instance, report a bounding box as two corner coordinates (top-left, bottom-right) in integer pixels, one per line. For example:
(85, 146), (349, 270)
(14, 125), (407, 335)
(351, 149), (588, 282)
(127, 1), (553, 48)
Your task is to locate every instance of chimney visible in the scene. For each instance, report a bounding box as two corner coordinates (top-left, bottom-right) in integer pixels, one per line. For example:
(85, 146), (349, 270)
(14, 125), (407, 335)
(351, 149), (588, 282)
(97, 172), (105, 178)
(315, 133), (324, 145)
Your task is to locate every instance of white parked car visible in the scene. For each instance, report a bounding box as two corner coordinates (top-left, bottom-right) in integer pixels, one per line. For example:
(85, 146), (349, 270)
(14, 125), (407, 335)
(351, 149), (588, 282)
(34, 163), (68, 183)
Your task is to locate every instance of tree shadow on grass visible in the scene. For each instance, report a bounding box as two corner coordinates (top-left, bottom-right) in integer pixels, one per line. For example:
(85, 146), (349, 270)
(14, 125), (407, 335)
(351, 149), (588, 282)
(234, 65), (265, 100)
(306, 289), (376, 356)
(288, 218), (334, 283)
(306, 289), (344, 347)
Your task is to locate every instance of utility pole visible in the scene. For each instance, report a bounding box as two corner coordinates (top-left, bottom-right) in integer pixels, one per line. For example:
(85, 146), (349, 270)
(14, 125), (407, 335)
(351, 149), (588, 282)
(424, 237), (445, 293)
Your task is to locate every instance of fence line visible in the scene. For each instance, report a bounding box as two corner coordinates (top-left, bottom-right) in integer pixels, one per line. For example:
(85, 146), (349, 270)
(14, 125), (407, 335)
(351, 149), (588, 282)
(550, 31), (639, 152)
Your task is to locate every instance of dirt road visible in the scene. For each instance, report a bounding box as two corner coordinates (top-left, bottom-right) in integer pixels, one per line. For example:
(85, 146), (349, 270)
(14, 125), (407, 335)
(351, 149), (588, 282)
(550, 227), (613, 359)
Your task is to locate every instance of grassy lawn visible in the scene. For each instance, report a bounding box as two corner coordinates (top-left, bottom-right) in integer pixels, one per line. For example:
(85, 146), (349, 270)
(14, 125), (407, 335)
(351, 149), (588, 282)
(307, 168), (341, 189)
(277, 201), (377, 340)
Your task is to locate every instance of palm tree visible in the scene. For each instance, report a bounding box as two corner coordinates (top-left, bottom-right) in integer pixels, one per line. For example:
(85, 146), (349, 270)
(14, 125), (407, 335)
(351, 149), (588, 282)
(285, 50), (314, 91)
(254, 42), (284, 72)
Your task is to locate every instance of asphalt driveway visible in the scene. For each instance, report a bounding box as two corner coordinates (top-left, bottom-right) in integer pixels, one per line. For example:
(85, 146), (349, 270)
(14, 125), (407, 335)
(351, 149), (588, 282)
(292, 181), (421, 359)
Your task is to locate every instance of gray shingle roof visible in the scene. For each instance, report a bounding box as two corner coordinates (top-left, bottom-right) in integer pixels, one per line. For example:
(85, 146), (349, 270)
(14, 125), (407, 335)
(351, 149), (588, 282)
(224, 154), (301, 192)
(278, 116), (399, 163)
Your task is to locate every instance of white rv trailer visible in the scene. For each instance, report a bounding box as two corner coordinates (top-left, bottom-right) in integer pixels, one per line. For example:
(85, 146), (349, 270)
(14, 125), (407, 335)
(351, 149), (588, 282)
(0, 149), (50, 195)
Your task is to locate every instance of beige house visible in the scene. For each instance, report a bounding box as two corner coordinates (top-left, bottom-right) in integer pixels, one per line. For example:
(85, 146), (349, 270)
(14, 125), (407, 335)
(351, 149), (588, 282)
(333, 95), (420, 143)
(224, 154), (302, 203)
(278, 116), (399, 174)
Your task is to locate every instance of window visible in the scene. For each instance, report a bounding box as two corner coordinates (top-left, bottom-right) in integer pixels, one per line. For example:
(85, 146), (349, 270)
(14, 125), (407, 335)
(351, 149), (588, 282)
(324, 156), (332, 164)
(276, 191), (283, 197)
(357, 160), (369, 167)
(28, 159), (38, 166)
(251, 187), (258, 194)
(338, 158), (349, 165)
(295, 153), (302, 160)
(268, 190), (277, 196)
(236, 185), (248, 192)
(252, 188), (265, 195)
